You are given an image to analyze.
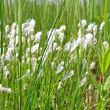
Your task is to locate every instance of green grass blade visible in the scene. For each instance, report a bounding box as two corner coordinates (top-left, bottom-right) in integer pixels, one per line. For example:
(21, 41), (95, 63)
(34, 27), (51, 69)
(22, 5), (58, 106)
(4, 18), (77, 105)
(104, 0), (108, 41)
(102, 48), (110, 75)
(18, 0), (22, 109)
(88, 70), (102, 96)
(104, 75), (110, 91)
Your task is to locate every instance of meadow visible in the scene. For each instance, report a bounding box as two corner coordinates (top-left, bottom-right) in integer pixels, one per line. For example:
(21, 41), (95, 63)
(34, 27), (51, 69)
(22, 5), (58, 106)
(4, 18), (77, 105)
(0, 0), (110, 109)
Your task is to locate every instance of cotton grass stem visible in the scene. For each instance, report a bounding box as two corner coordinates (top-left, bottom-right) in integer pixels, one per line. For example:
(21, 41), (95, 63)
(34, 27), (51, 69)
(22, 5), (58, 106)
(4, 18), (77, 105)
(18, 0), (22, 109)
(0, 1), (4, 55)
(57, 0), (59, 13)
(0, 1), (4, 109)
(104, 0), (108, 41)
(0, 0), (4, 83)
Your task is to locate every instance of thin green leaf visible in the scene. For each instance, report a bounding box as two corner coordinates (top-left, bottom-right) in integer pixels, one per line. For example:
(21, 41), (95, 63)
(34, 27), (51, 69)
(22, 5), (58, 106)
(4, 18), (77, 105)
(102, 48), (110, 75)
(104, 0), (107, 41)
(98, 49), (102, 71)
(18, 0), (22, 109)
(104, 75), (110, 91)
(97, 101), (104, 110)
(102, 99), (110, 110)
(88, 70), (102, 96)
(105, 53), (110, 73)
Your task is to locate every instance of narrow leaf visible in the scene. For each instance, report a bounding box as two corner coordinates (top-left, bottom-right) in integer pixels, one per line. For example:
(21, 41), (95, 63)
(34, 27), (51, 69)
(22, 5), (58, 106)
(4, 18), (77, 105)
(104, 75), (110, 91)
(102, 48), (110, 75)
(98, 49), (102, 71)
(88, 70), (102, 96)
(104, 0), (108, 41)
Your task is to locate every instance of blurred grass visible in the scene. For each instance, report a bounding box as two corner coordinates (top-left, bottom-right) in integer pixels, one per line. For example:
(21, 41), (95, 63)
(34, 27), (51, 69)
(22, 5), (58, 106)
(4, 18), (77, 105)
(4, 0), (110, 38)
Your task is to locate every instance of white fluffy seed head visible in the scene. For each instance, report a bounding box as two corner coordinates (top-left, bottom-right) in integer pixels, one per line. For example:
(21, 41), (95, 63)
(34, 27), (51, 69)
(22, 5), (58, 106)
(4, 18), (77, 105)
(58, 33), (64, 42)
(93, 25), (97, 36)
(103, 41), (109, 49)
(26, 69), (30, 76)
(85, 72), (88, 76)
(56, 46), (62, 53)
(83, 33), (93, 49)
(12, 22), (17, 29)
(27, 58), (30, 64)
(29, 19), (35, 27)
(7, 88), (12, 93)
(78, 20), (87, 27)
(60, 25), (66, 32)
(1, 54), (5, 61)
(57, 81), (63, 90)
(0, 86), (13, 93)
(23, 83), (28, 90)
(64, 42), (71, 51)
(5, 71), (10, 78)
(55, 62), (64, 74)
(51, 62), (55, 67)
(31, 43), (39, 54)
(53, 42), (58, 50)
(93, 25), (97, 31)
(86, 24), (94, 31)
(63, 70), (74, 80)
(34, 31), (42, 43)
(79, 77), (87, 88)
(5, 25), (10, 33)
(90, 62), (95, 70)
(93, 37), (97, 45)
(100, 22), (105, 31)
(0, 84), (2, 89)
(60, 62), (64, 66)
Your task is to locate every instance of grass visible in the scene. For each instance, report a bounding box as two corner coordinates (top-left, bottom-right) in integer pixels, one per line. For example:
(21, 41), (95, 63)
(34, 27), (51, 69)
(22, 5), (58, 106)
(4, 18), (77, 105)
(23, 1), (67, 109)
(18, 0), (22, 109)
(0, 0), (110, 109)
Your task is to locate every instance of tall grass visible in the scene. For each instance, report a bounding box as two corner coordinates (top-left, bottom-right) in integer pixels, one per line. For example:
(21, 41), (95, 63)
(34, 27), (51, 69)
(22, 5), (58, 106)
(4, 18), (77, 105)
(0, 0), (110, 109)
(23, 1), (66, 109)
(104, 0), (108, 41)
(0, 0), (4, 82)
(18, 0), (22, 109)
(0, 1), (4, 110)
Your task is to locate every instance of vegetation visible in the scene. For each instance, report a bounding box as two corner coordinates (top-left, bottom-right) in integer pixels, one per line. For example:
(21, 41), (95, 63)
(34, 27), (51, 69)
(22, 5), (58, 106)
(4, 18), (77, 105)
(0, 0), (110, 109)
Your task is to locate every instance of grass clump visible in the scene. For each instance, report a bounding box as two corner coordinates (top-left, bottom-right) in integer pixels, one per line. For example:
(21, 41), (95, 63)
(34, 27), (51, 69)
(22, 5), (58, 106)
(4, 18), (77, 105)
(0, 0), (110, 110)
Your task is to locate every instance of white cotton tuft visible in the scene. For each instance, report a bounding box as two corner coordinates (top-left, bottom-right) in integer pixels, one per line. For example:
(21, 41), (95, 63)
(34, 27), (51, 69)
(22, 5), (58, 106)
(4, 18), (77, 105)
(79, 77), (87, 88)
(34, 31), (42, 43)
(57, 81), (63, 90)
(55, 61), (64, 74)
(86, 24), (94, 32)
(58, 33), (64, 42)
(83, 33), (93, 49)
(78, 20), (87, 27)
(5, 25), (10, 33)
(64, 42), (71, 51)
(59, 25), (66, 32)
(0, 84), (14, 93)
(90, 62), (95, 70)
(17, 69), (30, 81)
(93, 25), (97, 36)
(31, 43), (39, 54)
(100, 22), (105, 32)
(93, 37), (97, 45)
(63, 70), (74, 80)
(103, 41), (109, 49)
